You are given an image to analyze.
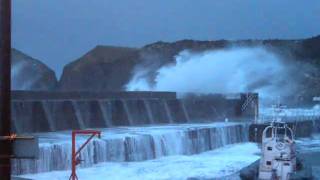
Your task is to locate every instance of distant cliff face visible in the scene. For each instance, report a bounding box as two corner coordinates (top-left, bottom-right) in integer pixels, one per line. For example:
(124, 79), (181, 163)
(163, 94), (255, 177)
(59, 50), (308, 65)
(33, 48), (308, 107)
(12, 49), (58, 90)
(58, 41), (237, 91)
(59, 46), (139, 91)
(58, 36), (320, 101)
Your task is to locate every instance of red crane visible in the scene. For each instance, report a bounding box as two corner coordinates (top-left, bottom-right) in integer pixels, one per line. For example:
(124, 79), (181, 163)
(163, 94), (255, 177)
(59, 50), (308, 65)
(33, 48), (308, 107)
(69, 130), (101, 180)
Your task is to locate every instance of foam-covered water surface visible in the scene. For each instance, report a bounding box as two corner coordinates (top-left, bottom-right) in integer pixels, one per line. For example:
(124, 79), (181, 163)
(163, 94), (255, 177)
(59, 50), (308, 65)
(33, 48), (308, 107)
(296, 134), (320, 153)
(260, 106), (320, 117)
(258, 106), (320, 123)
(20, 143), (259, 180)
(295, 134), (320, 179)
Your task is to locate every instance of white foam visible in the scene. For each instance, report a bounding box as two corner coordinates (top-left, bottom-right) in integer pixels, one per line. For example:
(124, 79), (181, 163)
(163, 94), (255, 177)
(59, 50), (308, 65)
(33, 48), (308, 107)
(296, 134), (320, 153)
(21, 143), (259, 180)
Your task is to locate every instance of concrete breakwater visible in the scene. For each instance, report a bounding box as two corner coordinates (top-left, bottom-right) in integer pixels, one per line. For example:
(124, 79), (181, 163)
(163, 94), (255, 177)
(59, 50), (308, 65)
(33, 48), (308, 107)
(11, 91), (258, 133)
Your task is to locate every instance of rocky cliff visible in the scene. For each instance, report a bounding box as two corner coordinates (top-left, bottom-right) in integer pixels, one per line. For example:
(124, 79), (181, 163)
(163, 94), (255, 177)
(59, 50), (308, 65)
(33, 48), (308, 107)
(12, 49), (58, 90)
(58, 36), (320, 103)
(59, 46), (139, 91)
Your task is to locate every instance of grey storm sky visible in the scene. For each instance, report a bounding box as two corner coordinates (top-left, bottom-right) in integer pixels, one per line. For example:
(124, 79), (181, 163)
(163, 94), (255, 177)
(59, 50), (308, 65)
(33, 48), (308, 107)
(12, 0), (320, 78)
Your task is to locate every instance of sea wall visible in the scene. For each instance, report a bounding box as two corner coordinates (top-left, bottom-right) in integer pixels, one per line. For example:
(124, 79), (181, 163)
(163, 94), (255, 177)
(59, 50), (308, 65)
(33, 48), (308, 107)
(11, 91), (258, 133)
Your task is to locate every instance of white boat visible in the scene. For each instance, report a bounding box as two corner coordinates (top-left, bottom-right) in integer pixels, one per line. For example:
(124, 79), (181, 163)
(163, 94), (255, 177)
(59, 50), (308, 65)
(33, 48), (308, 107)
(259, 104), (296, 180)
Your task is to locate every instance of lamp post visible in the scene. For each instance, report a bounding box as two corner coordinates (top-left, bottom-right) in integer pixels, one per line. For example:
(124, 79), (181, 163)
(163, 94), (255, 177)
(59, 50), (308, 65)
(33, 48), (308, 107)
(0, 0), (12, 179)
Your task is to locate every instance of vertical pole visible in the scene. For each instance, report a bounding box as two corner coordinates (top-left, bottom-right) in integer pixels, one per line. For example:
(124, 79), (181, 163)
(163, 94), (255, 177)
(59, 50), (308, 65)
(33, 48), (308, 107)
(255, 103), (258, 124)
(71, 131), (76, 180)
(0, 0), (12, 179)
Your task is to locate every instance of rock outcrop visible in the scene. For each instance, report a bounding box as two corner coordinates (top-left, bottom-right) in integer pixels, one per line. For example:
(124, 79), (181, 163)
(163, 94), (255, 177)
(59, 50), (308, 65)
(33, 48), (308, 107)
(59, 46), (139, 91)
(12, 49), (57, 90)
(58, 36), (320, 102)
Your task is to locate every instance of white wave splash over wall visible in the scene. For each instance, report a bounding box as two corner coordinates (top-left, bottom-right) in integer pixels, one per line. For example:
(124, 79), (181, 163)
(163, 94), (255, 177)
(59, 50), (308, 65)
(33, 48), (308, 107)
(126, 47), (301, 104)
(11, 61), (41, 90)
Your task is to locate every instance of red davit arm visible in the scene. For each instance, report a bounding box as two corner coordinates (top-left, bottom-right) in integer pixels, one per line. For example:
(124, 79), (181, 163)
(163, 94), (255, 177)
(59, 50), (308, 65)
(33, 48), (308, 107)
(69, 130), (101, 180)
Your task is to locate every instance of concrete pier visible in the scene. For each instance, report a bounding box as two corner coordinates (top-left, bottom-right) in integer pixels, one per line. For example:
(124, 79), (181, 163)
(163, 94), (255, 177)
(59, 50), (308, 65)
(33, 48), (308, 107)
(11, 91), (258, 133)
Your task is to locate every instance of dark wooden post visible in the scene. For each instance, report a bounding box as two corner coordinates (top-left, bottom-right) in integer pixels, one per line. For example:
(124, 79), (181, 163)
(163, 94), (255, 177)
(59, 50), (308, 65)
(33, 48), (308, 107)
(0, 0), (12, 179)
